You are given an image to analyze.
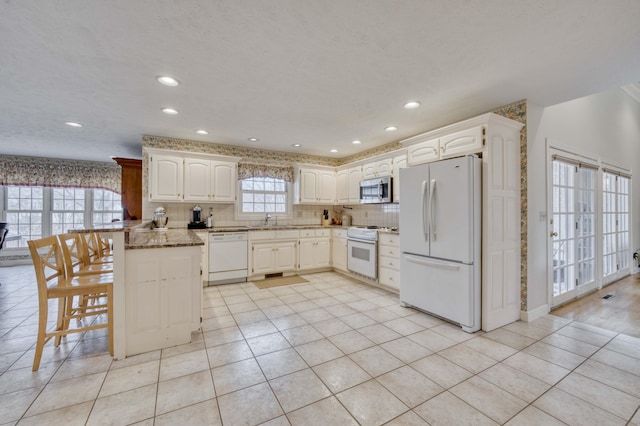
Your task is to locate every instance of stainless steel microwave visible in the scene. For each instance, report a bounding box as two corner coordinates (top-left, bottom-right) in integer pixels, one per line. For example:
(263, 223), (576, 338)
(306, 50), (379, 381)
(359, 176), (393, 204)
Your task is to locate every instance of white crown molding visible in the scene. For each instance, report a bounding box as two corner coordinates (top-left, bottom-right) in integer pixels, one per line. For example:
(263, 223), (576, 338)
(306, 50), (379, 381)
(622, 82), (640, 103)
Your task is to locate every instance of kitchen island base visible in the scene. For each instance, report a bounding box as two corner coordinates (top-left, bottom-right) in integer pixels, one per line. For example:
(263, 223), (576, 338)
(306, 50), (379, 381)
(125, 245), (201, 357)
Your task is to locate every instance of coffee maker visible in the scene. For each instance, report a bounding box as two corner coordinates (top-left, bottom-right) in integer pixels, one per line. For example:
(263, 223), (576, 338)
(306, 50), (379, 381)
(188, 205), (207, 229)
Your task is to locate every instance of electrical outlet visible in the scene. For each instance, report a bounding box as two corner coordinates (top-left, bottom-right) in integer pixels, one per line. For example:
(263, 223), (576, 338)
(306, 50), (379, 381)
(365, 211), (368, 218)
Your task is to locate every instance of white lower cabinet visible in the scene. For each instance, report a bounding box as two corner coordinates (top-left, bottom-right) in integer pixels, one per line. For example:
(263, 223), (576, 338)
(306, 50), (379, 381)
(249, 230), (298, 276)
(251, 241), (297, 275)
(125, 246), (201, 356)
(378, 233), (400, 291)
(299, 229), (331, 270)
(195, 231), (209, 285)
(332, 228), (348, 272)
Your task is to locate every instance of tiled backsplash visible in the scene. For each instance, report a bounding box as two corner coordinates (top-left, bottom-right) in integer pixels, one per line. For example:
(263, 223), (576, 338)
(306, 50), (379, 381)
(146, 202), (399, 230)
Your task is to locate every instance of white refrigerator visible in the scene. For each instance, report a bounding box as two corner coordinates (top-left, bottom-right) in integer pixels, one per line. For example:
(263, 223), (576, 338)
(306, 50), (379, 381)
(399, 155), (481, 332)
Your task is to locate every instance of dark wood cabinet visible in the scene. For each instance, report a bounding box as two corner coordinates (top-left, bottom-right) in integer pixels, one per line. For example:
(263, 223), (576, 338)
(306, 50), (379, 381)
(113, 157), (142, 220)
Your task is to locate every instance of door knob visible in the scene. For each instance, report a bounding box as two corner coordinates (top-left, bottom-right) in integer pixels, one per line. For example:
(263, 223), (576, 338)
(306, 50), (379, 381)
(550, 231), (558, 237)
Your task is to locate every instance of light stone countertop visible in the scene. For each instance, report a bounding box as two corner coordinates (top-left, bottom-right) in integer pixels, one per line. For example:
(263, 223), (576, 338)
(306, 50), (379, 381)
(126, 228), (204, 250)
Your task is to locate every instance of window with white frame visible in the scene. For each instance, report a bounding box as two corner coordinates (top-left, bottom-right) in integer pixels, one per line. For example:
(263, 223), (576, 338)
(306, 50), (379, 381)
(239, 176), (289, 215)
(51, 187), (85, 234)
(1, 186), (122, 249)
(602, 171), (631, 283)
(92, 189), (122, 226)
(5, 186), (44, 248)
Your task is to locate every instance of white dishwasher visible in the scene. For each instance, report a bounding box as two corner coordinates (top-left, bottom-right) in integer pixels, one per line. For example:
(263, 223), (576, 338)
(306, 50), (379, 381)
(208, 232), (248, 285)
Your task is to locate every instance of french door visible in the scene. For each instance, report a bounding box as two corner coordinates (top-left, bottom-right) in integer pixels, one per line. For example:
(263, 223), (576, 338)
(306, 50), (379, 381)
(602, 171), (631, 285)
(550, 156), (597, 307)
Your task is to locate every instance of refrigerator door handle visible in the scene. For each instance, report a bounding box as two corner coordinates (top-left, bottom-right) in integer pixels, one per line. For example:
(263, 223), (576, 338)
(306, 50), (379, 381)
(421, 180), (428, 240)
(429, 179), (436, 241)
(405, 254), (460, 271)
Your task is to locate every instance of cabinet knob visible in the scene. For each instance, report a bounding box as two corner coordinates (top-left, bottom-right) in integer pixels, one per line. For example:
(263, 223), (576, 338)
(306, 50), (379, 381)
(551, 231), (558, 237)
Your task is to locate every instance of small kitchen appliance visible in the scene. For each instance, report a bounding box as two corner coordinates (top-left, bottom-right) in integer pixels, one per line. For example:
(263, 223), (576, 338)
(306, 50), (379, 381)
(188, 205), (207, 229)
(359, 176), (392, 204)
(151, 207), (168, 230)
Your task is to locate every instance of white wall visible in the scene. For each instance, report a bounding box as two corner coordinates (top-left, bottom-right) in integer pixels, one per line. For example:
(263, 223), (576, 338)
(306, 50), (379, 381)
(526, 88), (640, 313)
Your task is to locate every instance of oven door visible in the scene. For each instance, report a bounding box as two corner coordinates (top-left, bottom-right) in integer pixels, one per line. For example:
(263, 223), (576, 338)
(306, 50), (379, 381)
(347, 239), (377, 279)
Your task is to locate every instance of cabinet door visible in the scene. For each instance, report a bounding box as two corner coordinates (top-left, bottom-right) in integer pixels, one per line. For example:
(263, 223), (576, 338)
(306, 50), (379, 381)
(275, 242), (296, 271)
(299, 169), (318, 203)
(298, 239), (315, 270)
(184, 158), (210, 201)
(375, 159), (393, 176)
(348, 167), (362, 203)
(362, 163), (376, 179)
(336, 170), (349, 204)
(439, 126), (484, 159)
(315, 238), (331, 268)
(252, 244), (275, 274)
(392, 155), (407, 203)
(332, 237), (347, 271)
(165, 254), (198, 327)
(126, 256), (163, 342)
(211, 161), (236, 202)
(406, 138), (439, 166)
(317, 170), (336, 203)
(150, 155), (183, 201)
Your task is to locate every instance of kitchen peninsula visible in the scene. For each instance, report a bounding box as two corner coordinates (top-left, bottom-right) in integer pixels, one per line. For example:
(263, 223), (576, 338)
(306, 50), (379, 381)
(72, 221), (204, 359)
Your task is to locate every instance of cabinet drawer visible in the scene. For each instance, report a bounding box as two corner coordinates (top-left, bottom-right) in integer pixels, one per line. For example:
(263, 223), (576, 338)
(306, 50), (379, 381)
(379, 245), (400, 259)
(379, 266), (400, 290)
(332, 228), (348, 239)
(276, 229), (299, 239)
(379, 233), (399, 247)
(379, 255), (400, 271)
(249, 230), (276, 240)
(316, 228), (331, 237)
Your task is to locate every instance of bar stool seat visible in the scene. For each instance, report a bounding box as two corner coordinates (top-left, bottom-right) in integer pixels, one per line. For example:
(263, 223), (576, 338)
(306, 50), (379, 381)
(27, 236), (113, 371)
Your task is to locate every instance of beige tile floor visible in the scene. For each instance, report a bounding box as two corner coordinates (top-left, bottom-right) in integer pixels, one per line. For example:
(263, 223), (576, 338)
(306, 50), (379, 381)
(1, 264), (639, 425)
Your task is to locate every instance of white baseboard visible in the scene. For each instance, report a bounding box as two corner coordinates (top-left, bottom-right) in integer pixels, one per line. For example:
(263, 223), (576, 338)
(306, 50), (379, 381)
(520, 304), (550, 322)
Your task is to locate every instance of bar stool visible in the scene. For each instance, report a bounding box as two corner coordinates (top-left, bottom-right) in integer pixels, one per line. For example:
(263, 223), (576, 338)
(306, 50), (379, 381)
(59, 233), (113, 276)
(27, 236), (114, 371)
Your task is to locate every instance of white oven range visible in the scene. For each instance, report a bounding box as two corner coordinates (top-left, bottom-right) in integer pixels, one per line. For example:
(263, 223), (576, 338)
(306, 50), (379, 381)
(347, 226), (378, 280)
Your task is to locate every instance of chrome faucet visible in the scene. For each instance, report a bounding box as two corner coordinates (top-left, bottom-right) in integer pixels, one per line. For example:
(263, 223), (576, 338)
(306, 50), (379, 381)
(264, 213), (272, 225)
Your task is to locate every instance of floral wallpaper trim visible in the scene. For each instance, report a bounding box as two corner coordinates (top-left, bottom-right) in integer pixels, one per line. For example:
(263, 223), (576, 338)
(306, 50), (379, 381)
(0, 155), (121, 193)
(238, 162), (294, 182)
(143, 135), (340, 167)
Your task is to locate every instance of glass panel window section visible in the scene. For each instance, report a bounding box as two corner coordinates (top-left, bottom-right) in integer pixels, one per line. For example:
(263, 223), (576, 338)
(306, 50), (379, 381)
(51, 187), (85, 234)
(4, 186), (44, 248)
(92, 189), (122, 226)
(240, 177), (288, 214)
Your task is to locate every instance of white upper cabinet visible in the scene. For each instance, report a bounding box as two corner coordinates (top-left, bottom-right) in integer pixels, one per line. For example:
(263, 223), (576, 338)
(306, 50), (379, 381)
(210, 161), (236, 202)
(362, 158), (393, 178)
(336, 165), (362, 205)
(439, 126), (484, 159)
(147, 149), (239, 202)
(184, 158), (237, 202)
(405, 126), (485, 166)
(406, 138), (439, 166)
(183, 158), (210, 201)
(149, 154), (184, 201)
(348, 166), (362, 204)
(295, 166), (336, 204)
(336, 169), (349, 204)
(392, 154), (407, 203)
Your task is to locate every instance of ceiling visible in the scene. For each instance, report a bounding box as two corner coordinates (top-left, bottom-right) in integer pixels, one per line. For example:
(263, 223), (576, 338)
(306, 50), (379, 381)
(1, 1), (639, 163)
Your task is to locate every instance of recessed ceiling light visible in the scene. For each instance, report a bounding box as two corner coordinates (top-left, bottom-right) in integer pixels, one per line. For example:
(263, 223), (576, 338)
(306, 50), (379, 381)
(352, 140), (362, 145)
(157, 76), (180, 87)
(404, 101), (421, 109)
(196, 130), (208, 135)
(385, 126), (398, 131)
(330, 149), (338, 153)
(291, 144), (302, 147)
(248, 137), (259, 142)
(161, 108), (179, 115)
(65, 121), (83, 127)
